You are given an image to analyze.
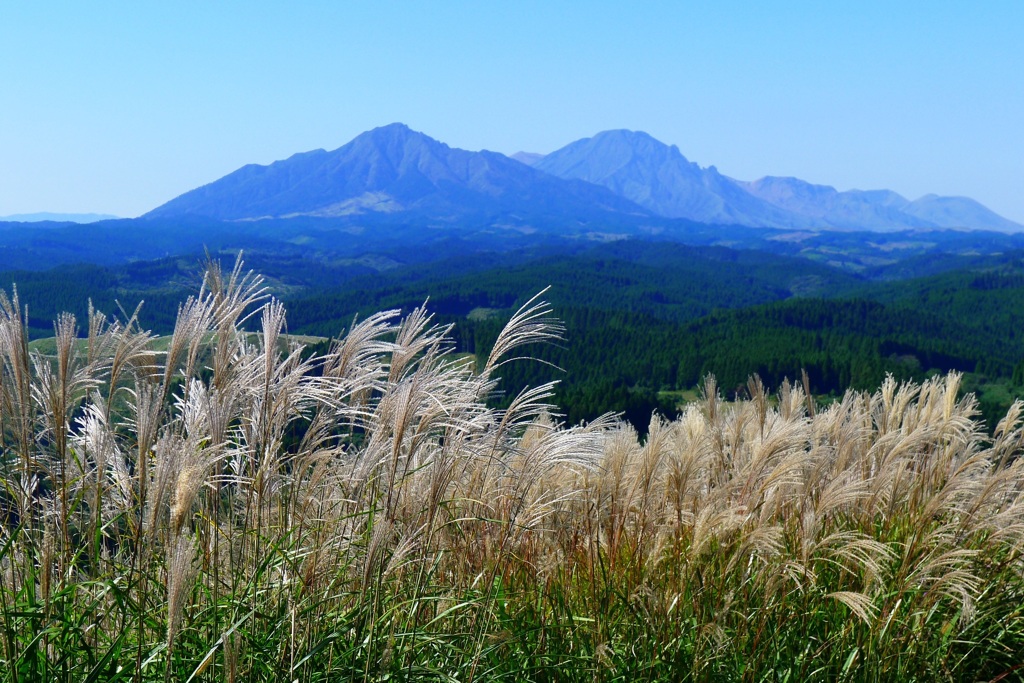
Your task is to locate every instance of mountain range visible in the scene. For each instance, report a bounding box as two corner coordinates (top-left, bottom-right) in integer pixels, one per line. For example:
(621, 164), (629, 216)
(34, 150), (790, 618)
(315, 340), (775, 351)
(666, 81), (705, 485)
(528, 130), (1021, 232)
(146, 124), (1021, 233)
(0, 212), (120, 224)
(146, 123), (645, 227)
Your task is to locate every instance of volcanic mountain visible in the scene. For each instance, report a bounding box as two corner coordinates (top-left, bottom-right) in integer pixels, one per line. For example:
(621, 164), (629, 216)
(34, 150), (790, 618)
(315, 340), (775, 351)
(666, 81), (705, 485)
(145, 123), (648, 224)
(737, 176), (1023, 232)
(146, 123), (1021, 233)
(533, 130), (812, 228)
(534, 129), (1022, 232)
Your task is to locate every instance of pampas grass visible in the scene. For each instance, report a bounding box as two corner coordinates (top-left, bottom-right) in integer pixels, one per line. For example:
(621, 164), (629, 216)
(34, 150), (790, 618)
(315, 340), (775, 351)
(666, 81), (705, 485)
(0, 257), (1022, 681)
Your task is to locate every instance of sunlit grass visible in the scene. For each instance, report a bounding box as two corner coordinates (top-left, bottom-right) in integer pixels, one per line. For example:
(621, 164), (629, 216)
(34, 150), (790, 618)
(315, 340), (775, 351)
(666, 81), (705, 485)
(0, 258), (1022, 681)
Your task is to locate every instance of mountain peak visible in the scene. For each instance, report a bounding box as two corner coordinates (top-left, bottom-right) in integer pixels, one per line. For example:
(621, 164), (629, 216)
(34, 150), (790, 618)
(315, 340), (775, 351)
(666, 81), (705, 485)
(535, 129), (795, 224)
(534, 128), (696, 185)
(373, 121), (412, 132)
(586, 129), (687, 159)
(345, 122), (444, 152)
(591, 128), (659, 142)
(359, 121), (419, 140)
(143, 124), (1022, 233)
(144, 124), (646, 223)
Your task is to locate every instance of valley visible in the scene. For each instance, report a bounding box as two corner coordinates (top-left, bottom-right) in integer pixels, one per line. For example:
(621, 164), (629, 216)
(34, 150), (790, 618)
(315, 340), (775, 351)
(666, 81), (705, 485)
(7, 233), (1024, 432)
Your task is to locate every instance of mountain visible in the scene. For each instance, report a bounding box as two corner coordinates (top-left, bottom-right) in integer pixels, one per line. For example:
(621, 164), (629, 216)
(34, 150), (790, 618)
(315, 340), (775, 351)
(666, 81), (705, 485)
(736, 177), (935, 231)
(901, 194), (1023, 232)
(144, 123), (1021, 234)
(536, 129), (1023, 232)
(533, 130), (813, 227)
(738, 178), (1024, 232)
(0, 212), (120, 223)
(146, 124), (647, 226)
(510, 152), (545, 166)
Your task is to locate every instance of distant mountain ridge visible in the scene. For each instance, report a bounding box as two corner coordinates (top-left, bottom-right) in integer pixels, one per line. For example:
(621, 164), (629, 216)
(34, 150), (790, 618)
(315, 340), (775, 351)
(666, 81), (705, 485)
(146, 123), (1022, 233)
(533, 130), (817, 228)
(510, 152), (545, 166)
(536, 129), (1024, 233)
(736, 176), (1022, 232)
(535, 129), (1022, 232)
(146, 123), (647, 227)
(0, 212), (119, 224)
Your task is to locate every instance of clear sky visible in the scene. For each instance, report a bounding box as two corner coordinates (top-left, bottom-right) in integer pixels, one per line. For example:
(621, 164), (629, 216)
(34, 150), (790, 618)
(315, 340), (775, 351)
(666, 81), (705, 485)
(2, 1), (1022, 221)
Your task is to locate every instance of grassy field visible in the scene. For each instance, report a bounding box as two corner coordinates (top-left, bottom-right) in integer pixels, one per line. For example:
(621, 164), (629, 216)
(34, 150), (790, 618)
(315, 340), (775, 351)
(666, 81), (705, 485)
(1, 262), (1023, 681)
(29, 331), (330, 356)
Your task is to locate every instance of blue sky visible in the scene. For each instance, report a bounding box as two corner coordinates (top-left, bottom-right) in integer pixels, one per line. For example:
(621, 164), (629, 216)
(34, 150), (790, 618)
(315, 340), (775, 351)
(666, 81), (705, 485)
(2, 1), (1022, 221)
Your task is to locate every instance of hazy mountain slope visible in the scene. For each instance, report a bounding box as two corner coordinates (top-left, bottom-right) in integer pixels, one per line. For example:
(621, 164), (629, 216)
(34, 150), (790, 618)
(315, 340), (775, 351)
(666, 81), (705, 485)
(536, 128), (1023, 232)
(902, 194), (1023, 232)
(145, 123), (647, 223)
(510, 152), (545, 166)
(533, 129), (813, 227)
(0, 212), (120, 223)
(739, 177), (1024, 232)
(143, 123), (1021, 232)
(736, 177), (934, 230)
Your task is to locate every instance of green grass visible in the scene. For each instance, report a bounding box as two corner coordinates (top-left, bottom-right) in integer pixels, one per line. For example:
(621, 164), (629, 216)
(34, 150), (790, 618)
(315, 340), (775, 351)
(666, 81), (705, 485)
(2, 261), (1024, 681)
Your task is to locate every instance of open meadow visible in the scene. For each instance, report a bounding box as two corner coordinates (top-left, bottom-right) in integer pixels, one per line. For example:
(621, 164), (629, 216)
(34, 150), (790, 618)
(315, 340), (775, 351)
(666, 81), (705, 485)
(0, 261), (1022, 681)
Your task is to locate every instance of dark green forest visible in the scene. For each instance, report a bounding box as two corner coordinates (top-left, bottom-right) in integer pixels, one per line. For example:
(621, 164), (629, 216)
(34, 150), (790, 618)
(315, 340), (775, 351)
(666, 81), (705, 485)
(7, 240), (1024, 431)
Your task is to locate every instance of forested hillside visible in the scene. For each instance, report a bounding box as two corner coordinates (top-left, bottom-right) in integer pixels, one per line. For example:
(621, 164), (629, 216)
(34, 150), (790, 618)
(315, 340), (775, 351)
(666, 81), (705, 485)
(4, 260), (1024, 680)
(284, 245), (1024, 429)
(7, 240), (1024, 430)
